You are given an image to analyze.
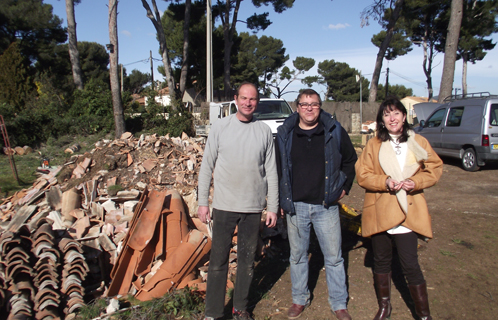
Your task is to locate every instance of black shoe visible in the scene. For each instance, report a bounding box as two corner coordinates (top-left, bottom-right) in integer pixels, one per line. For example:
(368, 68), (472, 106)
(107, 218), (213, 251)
(232, 307), (254, 320)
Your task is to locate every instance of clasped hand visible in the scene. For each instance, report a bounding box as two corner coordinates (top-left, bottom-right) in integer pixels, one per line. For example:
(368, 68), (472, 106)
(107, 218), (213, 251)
(386, 178), (415, 192)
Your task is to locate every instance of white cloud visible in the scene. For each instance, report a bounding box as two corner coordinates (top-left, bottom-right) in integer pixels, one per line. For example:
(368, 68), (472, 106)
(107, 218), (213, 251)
(122, 30), (132, 38)
(326, 23), (350, 30)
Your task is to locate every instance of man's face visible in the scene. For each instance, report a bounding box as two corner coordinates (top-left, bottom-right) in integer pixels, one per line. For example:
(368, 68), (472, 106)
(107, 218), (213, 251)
(297, 94), (321, 129)
(235, 84), (259, 121)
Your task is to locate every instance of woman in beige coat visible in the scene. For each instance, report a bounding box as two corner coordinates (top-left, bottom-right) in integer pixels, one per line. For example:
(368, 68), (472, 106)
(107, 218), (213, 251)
(356, 97), (443, 320)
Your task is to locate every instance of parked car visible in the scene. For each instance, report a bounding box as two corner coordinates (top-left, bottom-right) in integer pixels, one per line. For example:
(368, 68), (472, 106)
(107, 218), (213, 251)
(195, 98), (293, 137)
(416, 92), (498, 171)
(412, 102), (441, 131)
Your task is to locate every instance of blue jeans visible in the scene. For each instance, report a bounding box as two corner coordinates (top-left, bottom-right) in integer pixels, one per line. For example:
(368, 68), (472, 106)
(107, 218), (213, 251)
(287, 202), (348, 311)
(204, 209), (261, 318)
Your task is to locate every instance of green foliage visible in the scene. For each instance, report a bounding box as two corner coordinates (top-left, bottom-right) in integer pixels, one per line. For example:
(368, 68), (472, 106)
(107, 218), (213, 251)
(74, 298), (108, 320)
(0, 152), (50, 198)
(266, 56), (315, 98)
(124, 69), (150, 94)
(317, 60), (369, 102)
(82, 288), (205, 320)
(371, 29), (412, 60)
(0, 42), (34, 109)
(140, 91), (169, 134)
(160, 2), (226, 92)
(377, 83), (413, 101)
(0, 0), (67, 64)
(44, 42), (110, 92)
(67, 78), (114, 134)
(124, 92), (194, 137)
(165, 108), (195, 138)
(455, 0), (498, 64)
(233, 32), (289, 90)
(244, 0), (295, 30)
(108, 184), (124, 196)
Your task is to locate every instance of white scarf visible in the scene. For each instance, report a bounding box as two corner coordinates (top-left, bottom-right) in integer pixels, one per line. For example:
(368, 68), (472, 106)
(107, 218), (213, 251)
(378, 130), (428, 214)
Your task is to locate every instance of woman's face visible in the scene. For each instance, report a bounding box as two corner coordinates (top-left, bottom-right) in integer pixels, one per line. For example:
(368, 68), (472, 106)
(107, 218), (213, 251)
(382, 106), (406, 135)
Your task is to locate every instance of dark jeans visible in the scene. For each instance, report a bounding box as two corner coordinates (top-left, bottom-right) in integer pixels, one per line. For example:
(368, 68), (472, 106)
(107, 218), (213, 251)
(204, 209), (261, 318)
(371, 231), (425, 285)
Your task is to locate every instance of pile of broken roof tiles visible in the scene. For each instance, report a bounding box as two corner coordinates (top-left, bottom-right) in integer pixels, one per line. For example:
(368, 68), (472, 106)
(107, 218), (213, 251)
(0, 132), (286, 319)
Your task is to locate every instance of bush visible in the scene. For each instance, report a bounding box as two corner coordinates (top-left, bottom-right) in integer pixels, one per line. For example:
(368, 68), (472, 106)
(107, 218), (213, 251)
(67, 78), (114, 134)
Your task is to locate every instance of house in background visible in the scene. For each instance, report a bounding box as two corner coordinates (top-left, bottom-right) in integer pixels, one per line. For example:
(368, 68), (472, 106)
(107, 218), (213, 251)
(401, 96), (437, 124)
(144, 87), (171, 107)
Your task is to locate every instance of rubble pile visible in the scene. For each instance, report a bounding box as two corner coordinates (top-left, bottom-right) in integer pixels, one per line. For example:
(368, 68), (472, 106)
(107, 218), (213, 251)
(0, 132), (280, 319)
(0, 131), (359, 319)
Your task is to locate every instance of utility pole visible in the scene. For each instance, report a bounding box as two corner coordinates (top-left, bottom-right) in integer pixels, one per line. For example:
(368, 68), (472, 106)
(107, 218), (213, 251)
(150, 50), (155, 91)
(120, 64), (123, 92)
(356, 73), (363, 129)
(206, 0), (213, 102)
(385, 67), (389, 97)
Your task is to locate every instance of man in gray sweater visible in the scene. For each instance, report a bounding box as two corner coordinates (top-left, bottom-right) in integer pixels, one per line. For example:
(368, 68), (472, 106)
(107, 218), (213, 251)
(197, 82), (278, 320)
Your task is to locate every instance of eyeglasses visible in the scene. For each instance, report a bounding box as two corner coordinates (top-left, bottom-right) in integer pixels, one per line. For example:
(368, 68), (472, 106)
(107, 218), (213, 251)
(298, 102), (320, 109)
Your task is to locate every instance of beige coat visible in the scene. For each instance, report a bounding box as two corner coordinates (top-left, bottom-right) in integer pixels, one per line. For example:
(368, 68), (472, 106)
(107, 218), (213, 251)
(355, 132), (443, 238)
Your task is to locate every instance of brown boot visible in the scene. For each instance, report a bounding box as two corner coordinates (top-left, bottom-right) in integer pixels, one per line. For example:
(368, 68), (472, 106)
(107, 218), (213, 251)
(373, 272), (391, 320)
(408, 282), (432, 320)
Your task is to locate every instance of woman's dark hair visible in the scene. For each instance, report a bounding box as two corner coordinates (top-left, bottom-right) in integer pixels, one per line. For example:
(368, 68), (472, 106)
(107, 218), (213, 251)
(376, 96), (410, 142)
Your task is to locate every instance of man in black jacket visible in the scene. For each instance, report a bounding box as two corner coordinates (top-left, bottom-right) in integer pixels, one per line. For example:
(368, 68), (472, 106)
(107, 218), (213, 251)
(276, 89), (357, 320)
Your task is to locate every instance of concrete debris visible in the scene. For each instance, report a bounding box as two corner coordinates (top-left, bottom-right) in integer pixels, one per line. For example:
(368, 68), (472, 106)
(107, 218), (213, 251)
(0, 131), (286, 318)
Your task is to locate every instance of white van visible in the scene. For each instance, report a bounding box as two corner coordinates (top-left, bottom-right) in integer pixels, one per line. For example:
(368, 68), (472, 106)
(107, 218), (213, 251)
(416, 92), (498, 171)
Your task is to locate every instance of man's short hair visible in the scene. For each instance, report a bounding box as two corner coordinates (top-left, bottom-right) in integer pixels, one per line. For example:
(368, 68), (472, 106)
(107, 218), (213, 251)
(296, 89), (322, 106)
(236, 82), (260, 101)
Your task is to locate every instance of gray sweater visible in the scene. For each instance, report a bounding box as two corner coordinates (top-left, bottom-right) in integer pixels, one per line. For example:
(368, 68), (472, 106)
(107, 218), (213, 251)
(197, 114), (279, 213)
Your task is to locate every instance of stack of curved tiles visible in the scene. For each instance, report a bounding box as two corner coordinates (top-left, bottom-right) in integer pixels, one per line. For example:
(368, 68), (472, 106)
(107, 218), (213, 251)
(32, 221), (61, 319)
(59, 238), (89, 318)
(0, 221), (89, 319)
(0, 228), (35, 319)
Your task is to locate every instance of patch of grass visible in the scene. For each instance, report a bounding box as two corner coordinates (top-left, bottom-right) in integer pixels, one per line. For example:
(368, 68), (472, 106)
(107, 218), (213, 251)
(0, 153), (43, 197)
(467, 273), (478, 280)
(439, 249), (455, 257)
(227, 287), (234, 299)
(76, 288), (205, 320)
(452, 238), (474, 249)
(484, 233), (497, 240)
(0, 133), (113, 199)
(75, 298), (108, 319)
(350, 134), (362, 148)
(108, 184), (124, 196)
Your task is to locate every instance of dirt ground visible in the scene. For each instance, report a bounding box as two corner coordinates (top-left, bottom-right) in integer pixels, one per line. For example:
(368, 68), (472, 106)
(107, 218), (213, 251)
(244, 157), (498, 320)
(20, 135), (497, 319)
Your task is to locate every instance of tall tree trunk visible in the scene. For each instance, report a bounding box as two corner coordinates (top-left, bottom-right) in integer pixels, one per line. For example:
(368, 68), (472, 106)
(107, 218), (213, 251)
(178, 0), (191, 100)
(65, 0), (83, 90)
(222, 0), (242, 100)
(108, 0), (126, 138)
(462, 53), (468, 96)
(422, 39), (435, 100)
(141, 0), (176, 108)
(438, 0), (463, 103)
(368, 0), (404, 103)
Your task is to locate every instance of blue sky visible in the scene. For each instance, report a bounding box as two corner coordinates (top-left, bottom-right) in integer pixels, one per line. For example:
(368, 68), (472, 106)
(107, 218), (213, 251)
(45, 0), (498, 99)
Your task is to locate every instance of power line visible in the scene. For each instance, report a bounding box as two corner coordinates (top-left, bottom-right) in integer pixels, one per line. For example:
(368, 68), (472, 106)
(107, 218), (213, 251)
(123, 56), (162, 67)
(388, 69), (428, 89)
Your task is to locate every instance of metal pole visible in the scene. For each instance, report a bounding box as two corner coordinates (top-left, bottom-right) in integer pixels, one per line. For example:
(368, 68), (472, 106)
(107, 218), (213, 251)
(150, 50), (154, 91)
(206, 0), (213, 102)
(0, 115), (19, 182)
(120, 64), (123, 92)
(385, 67), (389, 97)
(359, 73), (362, 129)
